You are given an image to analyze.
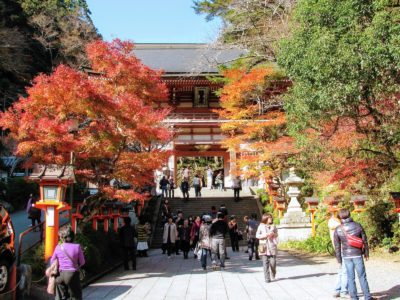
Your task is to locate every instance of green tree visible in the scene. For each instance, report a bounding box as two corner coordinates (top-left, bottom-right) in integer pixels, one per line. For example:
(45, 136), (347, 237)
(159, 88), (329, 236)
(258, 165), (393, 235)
(194, 0), (295, 65)
(277, 0), (400, 189)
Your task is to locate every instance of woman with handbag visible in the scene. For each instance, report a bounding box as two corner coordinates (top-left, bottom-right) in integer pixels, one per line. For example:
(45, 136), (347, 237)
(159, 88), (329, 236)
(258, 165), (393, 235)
(50, 225), (85, 300)
(256, 213), (278, 283)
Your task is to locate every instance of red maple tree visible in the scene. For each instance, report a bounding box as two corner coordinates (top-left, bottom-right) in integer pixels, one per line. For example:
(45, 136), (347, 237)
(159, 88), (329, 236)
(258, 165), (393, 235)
(0, 39), (172, 202)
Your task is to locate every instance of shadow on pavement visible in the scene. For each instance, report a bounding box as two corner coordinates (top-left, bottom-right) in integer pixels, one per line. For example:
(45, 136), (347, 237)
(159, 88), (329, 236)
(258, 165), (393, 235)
(373, 284), (400, 300)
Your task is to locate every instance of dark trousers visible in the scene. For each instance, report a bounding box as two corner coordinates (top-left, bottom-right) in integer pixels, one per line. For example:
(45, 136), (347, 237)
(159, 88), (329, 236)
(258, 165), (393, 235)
(181, 240), (190, 258)
(233, 188), (240, 200)
(182, 190), (189, 201)
(194, 185), (201, 197)
(175, 240), (180, 254)
(168, 189), (174, 198)
(247, 238), (260, 259)
(31, 216), (41, 227)
(230, 233), (239, 251)
(122, 247), (136, 270)
(162, 241), (175, 256)
(55, 270), (82, 300)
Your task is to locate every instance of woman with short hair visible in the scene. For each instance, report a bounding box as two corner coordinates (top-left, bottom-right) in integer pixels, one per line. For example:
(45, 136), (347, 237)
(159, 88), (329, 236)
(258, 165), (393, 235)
(256, 213), (278, 283)
(50, 225), (85, 300)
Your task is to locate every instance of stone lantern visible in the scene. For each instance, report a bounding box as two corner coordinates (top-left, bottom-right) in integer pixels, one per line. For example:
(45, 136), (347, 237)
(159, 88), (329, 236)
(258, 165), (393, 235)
(351, 195), (367, 213)
(278, 168), (311, 241)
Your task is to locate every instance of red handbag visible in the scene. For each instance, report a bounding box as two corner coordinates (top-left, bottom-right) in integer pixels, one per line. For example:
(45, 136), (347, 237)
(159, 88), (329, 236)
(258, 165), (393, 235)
(341, 225), (364, 249)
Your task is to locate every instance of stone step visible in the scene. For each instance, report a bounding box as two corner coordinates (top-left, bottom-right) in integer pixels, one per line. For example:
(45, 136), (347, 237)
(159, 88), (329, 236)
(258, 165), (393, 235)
(151, 194), (261, 248)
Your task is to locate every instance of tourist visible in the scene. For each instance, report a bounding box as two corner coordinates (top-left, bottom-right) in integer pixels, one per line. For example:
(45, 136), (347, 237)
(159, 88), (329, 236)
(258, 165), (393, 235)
(159, 176), (169, 198)
(27, 194), (41, 230)
(210, 212), (229, 269)
(119, 217), (137, 271)
(188, 215), (194, 227)
(168, 175), (175, 199)
(193, 174), (201, 197)
(256, 213), (278, 283)
(179, 219), (191, 259)
(161, 199), (170, 226)
(51, 225), (85, 300)
(199, 174), (205, 196)
(199, 215), (212, 270)
(163, 217), (178, 258)
(209, 206), (218, 220)
(328, 212), (349, 298)
(206, 166), (213, 189)
(247, 213), (260, 260)
(175, 211), (184, 255)
(182, 166), (190, 181)
(137, 217), (150, 257)
(232, 176), (242, 201)
(228, 216), (239, 252)
(190, 216), (202, 258)
(215, 171), (223, 191)
(180, 178), (190, 201)
(334, 208), (372, 300)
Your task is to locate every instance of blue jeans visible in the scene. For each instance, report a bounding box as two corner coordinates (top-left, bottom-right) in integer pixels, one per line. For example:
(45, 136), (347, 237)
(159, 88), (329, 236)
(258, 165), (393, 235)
(335, 263), (348, 295)
(343, 257), (371, 300)
(201, 249), (210, 268)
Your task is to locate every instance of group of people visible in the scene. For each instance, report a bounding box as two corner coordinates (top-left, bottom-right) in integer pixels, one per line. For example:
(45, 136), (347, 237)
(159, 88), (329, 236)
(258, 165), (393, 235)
(330, 208), (374, 300)
(160, 201), (278, 281)
(159, 166), (244, 201)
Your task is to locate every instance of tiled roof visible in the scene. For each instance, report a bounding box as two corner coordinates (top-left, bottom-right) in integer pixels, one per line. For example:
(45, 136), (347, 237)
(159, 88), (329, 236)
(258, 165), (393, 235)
(133, 44), (246, 74)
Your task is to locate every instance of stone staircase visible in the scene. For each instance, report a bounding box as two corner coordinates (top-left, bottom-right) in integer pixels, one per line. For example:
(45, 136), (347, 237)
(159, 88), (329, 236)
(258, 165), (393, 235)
(151, 188), (262, 249)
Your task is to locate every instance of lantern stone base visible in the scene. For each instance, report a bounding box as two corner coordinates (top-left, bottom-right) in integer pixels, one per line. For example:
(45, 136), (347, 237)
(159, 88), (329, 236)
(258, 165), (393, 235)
(277, 223), (312, 242)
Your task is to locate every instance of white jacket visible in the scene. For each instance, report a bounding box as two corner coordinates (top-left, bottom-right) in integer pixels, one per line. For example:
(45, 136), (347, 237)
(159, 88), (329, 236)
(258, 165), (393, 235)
(256, 223), (278, 256)
(163, 223), (178, 243)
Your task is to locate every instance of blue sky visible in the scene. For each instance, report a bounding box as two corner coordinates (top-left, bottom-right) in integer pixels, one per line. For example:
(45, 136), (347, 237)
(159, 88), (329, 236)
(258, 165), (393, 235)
(86, 0), (221, 43)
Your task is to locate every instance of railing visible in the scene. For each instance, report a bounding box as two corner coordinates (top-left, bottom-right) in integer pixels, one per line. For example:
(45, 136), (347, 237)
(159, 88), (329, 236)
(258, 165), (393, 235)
(166, 113), (220, 120)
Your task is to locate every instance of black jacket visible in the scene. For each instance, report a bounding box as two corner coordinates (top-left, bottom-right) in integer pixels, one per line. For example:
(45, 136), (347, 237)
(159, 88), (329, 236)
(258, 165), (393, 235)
(119, 225), (137, 248)
(333, 217), (369, 264)
(210, 220), (229, 239)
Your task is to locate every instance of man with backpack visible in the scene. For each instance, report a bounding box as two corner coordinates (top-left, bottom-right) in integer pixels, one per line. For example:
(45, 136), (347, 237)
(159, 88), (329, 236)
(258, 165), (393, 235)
(334, 208), (374, 300)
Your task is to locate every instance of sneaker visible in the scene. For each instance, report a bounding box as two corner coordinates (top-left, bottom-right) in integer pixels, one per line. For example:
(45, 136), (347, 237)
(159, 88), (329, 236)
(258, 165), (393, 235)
(340, 294), (350, 299)
(265, 279), (271, 283)
(225, 256), (230, 260)
(271, 274), (275, 281)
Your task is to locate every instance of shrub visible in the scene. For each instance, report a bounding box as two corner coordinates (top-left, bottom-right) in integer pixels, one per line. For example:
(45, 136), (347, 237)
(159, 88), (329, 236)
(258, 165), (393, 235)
(21, 244), (45, 279)
(6, 178), (37, 209)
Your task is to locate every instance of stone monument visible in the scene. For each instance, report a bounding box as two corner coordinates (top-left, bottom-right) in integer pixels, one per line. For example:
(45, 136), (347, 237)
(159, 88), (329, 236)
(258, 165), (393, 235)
(278, 167), (312, 242)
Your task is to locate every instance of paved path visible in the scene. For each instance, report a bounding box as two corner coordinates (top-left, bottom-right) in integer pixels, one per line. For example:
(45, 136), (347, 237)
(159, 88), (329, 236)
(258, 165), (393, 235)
(83, 248), (399, 300)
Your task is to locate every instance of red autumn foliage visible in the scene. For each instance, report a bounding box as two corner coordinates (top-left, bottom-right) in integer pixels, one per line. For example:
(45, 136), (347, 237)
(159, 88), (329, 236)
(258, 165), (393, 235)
(0, 39), (172, 202)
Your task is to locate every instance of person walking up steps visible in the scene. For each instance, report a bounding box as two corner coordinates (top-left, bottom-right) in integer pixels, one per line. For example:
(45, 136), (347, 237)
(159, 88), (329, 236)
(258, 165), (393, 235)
(334, 208), (374, 300)
(228, 216), (239, 252)
(210, 212), (229, 270)
(199, 215), (212, 270)
(193, 174), (201, 198)
(119, 217), (137, 271)
(206, 166), (213, 190)
(256, 213), (278, 283)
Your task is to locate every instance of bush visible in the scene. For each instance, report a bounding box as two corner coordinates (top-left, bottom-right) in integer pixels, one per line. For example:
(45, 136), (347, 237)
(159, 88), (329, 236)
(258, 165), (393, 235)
(21, 244), (45, 279)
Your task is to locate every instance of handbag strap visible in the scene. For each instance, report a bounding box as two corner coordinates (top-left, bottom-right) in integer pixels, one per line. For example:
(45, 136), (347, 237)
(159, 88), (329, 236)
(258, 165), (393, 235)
(60, 244), (80, 270)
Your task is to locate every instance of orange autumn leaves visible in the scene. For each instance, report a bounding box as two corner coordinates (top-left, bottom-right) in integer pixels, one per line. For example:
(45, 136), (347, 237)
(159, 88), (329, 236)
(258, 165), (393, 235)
(0, 39), (172, 202)
(217, 66), (296, 178)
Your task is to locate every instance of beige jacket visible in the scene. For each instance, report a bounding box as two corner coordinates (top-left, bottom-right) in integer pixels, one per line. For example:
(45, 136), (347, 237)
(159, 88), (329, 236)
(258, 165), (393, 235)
(163, 223), (178, 243)
(256, 224), (278, 256)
